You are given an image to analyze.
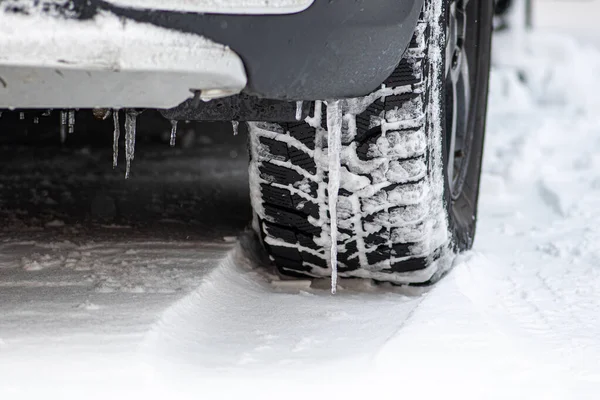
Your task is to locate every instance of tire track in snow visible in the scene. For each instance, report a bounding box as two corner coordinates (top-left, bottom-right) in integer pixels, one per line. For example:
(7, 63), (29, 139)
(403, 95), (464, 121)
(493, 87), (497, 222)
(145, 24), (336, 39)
(141, 233), (423, 374)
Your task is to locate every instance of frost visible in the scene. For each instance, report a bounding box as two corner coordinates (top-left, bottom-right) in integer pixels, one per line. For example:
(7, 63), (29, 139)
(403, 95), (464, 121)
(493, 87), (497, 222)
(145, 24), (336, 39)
(113, 110), (120, 168)
(124, 109), (139, 179)
(231, 120), (239, 136)
(170, 120), (178, 147)
(326, 100), (342, 294)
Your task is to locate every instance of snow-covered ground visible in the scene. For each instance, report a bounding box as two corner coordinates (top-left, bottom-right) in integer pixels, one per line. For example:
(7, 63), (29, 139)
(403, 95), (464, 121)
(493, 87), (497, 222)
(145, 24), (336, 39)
(2, 3), (600, 399)
(535, 0), (600, 46)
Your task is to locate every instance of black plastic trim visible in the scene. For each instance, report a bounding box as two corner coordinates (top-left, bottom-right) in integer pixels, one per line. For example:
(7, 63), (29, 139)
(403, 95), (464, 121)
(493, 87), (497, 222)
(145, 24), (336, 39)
(160, 94), (313, 122)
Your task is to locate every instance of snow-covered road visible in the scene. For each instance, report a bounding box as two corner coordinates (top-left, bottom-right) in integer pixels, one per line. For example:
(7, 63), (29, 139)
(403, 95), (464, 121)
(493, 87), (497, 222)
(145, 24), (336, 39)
(2, 9), (600, 400)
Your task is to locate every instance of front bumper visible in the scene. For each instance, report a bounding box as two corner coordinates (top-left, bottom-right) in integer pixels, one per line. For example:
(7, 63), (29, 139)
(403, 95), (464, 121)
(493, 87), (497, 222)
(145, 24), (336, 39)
(0, 0), (424, 109)
(0, 10), (247, 109)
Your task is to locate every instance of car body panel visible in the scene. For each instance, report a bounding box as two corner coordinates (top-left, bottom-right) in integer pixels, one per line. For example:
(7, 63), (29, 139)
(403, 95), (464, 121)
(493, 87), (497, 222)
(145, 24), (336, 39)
(115, 0), (425, 100)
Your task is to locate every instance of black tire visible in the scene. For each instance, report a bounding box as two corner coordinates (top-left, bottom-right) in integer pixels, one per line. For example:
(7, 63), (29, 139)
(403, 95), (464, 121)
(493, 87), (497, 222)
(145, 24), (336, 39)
(248, 0), (493, 285)
(495, 0), (513, 16)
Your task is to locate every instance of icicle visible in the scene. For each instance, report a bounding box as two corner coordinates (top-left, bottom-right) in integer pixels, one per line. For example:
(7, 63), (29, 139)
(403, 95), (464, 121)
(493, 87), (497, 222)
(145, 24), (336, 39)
(33, 117), (39, 124)
(19, 112), (24, 120)
(326, 100), (343, 294)
(295, 101), (303, 121)
(113, 110), (120, 168)
(68, 110), (75, 134)
(170, 120), (178, 147)
(124, 109), (139, 179)
(0, 111), (3, 118)
(42, 110), (51, 117)
(231, 120), (239, 136)
(60, 111), (67, 143)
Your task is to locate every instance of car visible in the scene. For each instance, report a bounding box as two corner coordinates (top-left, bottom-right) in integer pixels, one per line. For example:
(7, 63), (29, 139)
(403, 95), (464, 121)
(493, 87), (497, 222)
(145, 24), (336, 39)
(0, 0), (494, 288)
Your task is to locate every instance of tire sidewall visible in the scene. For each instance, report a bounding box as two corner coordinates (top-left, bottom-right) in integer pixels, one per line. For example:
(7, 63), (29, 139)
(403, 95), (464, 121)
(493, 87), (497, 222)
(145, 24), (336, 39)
(443, 0), (494, 251)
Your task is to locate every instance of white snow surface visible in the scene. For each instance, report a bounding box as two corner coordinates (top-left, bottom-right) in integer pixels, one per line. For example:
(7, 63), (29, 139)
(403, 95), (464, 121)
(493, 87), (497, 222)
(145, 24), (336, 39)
(106, 0), (314, 15)
(3, 28), (600, 400)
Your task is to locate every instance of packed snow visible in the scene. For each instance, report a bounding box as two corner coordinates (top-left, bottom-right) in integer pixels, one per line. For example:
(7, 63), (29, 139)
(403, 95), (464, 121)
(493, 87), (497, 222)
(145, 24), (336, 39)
(2, 6), (600, 400)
